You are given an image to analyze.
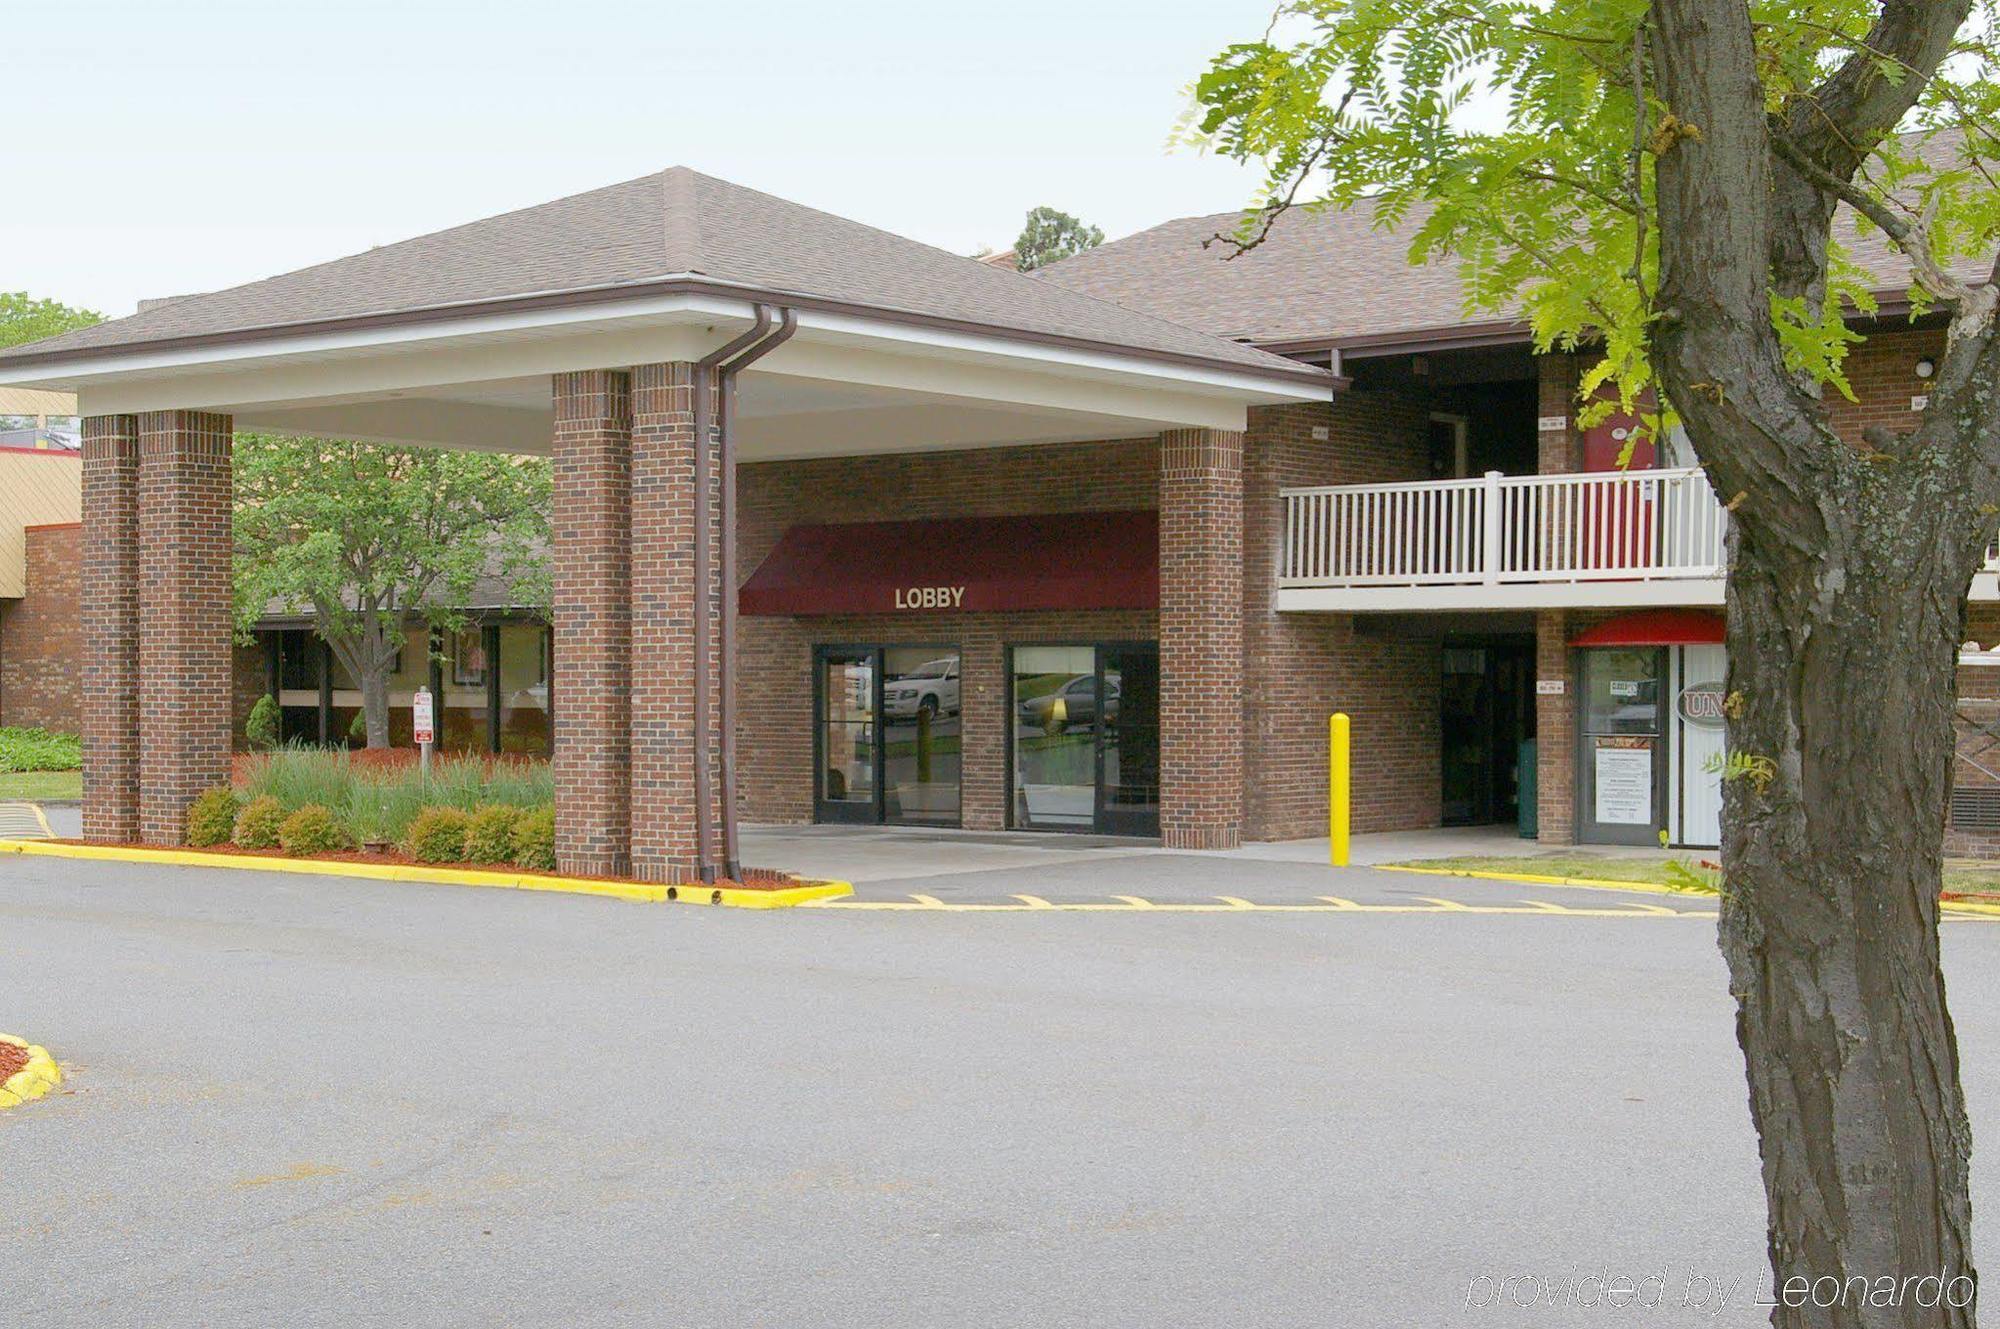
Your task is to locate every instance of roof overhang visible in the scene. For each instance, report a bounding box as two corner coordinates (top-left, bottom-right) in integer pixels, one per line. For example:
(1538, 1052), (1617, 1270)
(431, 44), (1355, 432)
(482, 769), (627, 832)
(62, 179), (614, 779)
(0, 278), (1330, 458)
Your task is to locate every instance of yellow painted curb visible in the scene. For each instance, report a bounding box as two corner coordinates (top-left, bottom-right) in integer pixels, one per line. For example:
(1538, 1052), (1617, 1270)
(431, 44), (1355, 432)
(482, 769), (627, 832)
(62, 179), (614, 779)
(1376, 862), (1715, 899)
(1942, 897), (2000, 919)
(0, 839), (850, 910)
(0, 1033), (61, 1109)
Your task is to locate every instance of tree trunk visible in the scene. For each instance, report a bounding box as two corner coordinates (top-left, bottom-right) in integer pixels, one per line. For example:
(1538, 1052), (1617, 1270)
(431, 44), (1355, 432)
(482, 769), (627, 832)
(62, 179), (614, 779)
(360, 662), (391, 750)
(1720, 497), (1979, 1326)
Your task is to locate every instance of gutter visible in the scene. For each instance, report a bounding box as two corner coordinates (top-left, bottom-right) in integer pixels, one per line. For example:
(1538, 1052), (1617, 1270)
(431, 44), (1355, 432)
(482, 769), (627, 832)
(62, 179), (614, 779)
(0, 274), (1329, 391)
(714, 307), (796, 881)
(690, 308), (782, 884)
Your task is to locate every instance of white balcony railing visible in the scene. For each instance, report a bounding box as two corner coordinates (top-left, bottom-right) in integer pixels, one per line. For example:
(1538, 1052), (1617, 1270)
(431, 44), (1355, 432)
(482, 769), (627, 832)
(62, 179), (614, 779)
(1280, 467), (1729, 591)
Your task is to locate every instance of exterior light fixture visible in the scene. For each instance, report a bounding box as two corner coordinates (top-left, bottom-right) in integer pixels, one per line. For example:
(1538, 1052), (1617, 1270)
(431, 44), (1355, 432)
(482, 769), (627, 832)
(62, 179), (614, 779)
(1916, 358), (1937, 379)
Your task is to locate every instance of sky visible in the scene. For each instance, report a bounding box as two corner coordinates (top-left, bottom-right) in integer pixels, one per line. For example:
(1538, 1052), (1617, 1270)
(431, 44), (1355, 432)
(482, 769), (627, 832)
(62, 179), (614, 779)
(5, 0), (1288, 317)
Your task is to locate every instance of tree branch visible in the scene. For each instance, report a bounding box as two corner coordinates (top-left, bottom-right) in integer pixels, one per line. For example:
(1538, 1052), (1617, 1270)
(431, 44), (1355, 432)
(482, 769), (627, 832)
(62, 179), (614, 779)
(1769, 127), (2000, 347)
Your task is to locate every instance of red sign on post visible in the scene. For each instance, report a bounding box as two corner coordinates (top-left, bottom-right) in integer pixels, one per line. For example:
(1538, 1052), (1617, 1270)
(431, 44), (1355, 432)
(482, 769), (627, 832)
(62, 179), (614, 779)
(413, 687), (435, 746)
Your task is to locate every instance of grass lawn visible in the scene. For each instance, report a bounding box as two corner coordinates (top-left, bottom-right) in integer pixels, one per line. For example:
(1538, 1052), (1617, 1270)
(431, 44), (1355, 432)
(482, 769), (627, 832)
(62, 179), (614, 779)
(0, 769), (81, 801)
(1392, 853), (2000, 898)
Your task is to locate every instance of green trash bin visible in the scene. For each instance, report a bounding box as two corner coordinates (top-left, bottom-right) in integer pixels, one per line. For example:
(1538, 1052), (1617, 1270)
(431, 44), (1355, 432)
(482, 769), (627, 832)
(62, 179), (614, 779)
(1517, 739), (1538, 839)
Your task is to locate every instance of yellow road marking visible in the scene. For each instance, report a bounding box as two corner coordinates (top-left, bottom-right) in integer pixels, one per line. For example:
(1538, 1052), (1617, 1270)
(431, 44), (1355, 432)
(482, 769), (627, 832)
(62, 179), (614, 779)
(1417, 896), (1471, 911)
(808, 897), (1727, 917)
(1317, 896), (1363, 910)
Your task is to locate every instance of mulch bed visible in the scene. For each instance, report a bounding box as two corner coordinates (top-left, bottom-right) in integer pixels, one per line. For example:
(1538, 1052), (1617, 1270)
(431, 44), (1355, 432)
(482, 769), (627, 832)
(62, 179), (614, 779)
(47, 838), (798, 891)
(0, 1041), (26, 1083)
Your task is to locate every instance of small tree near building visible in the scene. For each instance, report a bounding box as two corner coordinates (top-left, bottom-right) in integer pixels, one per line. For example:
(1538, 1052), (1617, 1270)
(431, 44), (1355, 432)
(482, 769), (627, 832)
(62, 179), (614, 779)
(0, 293), (100, 350)
(1013, 206), (1106, 270)
(1195, 0), (1999, 1317)
(233, 434), (550, 749)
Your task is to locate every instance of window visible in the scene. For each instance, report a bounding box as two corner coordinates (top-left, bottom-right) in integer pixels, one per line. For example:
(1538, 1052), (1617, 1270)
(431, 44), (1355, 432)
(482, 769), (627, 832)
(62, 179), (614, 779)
(452, 628), (486, 686)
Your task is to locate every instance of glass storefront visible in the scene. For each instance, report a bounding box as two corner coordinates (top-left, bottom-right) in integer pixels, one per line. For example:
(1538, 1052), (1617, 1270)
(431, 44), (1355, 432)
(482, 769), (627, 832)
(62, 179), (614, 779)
(260, 621), (551, 757)
(814, 644), (961, 826)
(1009, 642), (1159, 836)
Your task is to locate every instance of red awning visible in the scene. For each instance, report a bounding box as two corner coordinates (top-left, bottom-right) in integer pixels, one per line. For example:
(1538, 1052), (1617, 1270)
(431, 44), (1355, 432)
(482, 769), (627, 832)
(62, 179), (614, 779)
(740, 509), (1158, 616)
(1570, 609), (1725, 647)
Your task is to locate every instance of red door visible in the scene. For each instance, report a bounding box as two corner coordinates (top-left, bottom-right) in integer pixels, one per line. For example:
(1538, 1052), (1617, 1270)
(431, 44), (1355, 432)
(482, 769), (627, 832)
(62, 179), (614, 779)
(1581, 406), (1656, 570)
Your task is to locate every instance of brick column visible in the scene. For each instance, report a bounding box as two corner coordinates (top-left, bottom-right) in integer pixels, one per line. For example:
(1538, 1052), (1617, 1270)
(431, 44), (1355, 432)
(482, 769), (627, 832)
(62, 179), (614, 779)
(1159, 426), (1246, 849)
(1535, 609), (1577, 844)
(1536, 352), (1583, 474)
(81, 415), (140, 842)
(136, 411), (233, 845)
(551, 370), (633, 875)
(631, 362), (718, 881)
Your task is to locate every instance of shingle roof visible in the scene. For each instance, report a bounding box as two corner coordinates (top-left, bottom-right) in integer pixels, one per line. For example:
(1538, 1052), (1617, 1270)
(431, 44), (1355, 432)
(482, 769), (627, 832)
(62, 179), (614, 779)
(1039, 130), (1981, 349)
(1039, 201), (1469, 347)
(0, 168), (1318, 381)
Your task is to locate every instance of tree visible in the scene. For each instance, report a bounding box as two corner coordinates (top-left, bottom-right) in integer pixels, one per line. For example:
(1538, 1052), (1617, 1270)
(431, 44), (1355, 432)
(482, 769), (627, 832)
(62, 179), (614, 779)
(1193, 2), (1997, 1320)
(0, 293), (101, 350)
(233, 435), (551, 749)
(1013, 205), (1106, 270)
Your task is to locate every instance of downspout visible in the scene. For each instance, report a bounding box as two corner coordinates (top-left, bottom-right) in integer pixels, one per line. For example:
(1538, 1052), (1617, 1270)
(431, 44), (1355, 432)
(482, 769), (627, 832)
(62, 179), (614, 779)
(715, 305), (796, 881)
(691, 307), (776, 882)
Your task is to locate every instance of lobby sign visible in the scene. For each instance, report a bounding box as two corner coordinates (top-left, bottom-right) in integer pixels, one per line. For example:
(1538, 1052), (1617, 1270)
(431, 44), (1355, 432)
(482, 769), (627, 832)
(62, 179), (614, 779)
(893, 585), (967, 610)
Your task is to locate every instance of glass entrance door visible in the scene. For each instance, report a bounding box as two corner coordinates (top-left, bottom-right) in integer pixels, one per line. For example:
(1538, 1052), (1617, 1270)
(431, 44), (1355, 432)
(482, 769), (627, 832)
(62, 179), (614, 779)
(813, 644), (961, 827)
(1577, 646), (1666, 844)
(1009, 642), (1160, 837)
(814, 647), (878, 824)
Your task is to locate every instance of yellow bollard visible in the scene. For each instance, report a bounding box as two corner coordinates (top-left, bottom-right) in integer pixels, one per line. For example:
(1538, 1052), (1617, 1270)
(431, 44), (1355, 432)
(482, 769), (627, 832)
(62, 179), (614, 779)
(1329, 713), (1351, 867)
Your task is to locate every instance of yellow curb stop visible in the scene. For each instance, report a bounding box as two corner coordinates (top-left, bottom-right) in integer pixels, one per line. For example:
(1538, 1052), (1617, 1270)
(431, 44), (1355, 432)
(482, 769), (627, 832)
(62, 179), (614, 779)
(0, 839), (850, 910)
(0, 1033), (61, 1109)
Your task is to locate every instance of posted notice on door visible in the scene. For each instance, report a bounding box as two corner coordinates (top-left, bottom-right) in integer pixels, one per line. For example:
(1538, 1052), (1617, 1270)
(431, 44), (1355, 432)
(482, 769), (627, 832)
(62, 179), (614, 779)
(1593, 739), (1654, 826)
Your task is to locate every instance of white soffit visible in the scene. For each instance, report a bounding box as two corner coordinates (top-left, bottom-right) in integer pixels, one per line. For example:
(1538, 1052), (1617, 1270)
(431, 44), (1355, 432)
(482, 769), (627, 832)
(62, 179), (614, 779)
(15, 290), (1324, 435)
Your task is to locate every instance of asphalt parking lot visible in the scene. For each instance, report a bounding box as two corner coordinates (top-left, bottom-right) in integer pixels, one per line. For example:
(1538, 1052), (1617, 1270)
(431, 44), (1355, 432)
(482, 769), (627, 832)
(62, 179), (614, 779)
(4, 851), (1997, 1327)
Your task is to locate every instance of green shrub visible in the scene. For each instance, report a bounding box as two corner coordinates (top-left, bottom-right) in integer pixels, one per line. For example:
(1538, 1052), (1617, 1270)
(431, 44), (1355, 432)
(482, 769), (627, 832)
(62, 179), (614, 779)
(404, 807), (472, 864)
(233, 795), (287, 850)
(186, 787), (240, 848)
(244, 694), (281, 751)
(348, 708), (368, 744)
(238, 746), (555, 847)
(0, 727), (81, 773)
(463, 803), (520, 864)
(278, 804), (352, 856)
(510, 805), (556, 872)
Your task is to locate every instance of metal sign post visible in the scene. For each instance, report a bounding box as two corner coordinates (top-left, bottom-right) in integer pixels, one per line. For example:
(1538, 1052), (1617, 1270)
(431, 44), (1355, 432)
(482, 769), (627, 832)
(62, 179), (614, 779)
(414, 686), (435, 781)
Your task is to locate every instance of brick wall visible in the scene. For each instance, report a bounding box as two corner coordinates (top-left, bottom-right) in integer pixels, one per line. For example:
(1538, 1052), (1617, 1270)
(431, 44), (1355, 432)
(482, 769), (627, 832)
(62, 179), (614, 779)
(1825, 327), (1943, 447)
(1159, 426), (1246, 848)
(81, 415), (140, 841)
(551, 368), (635, 875)
(1242, 396), (1443, 840)
(736, 438), (1159, 829)
(0, 523), (81, 731)
(135, 411), (234, 845)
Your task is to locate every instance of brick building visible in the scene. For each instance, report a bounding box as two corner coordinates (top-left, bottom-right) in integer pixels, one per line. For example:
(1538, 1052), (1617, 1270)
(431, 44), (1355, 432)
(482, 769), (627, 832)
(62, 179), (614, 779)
(0, 420), (84, 731)
(0, 162), (1992, 871)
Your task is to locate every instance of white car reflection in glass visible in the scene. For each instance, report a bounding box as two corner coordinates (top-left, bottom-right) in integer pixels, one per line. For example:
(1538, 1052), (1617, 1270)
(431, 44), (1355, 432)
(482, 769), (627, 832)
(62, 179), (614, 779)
(883, 657), (961, 720)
